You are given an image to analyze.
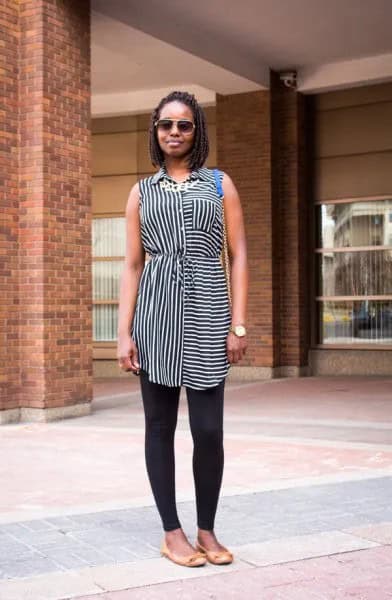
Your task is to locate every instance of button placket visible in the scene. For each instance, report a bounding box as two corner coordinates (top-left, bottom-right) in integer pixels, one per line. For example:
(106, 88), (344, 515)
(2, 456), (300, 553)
(179, 189), (186, 251)
(179, 189), (187, 299)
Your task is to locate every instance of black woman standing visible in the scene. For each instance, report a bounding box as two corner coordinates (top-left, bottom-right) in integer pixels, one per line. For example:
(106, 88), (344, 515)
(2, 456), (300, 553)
(117, 91), (248, 568)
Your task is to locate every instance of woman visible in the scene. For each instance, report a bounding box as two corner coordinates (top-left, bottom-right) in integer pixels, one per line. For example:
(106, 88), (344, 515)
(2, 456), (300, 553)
(117, 91), (248, 568)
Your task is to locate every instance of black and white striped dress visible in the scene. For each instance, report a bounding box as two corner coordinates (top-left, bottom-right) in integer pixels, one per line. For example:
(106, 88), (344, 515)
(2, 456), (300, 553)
(132, 165), (231, 390)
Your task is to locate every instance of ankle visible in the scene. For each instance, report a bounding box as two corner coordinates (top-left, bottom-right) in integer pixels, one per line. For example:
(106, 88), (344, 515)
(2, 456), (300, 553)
(165, 527), (183, 538)
(197, 528), (215, 540)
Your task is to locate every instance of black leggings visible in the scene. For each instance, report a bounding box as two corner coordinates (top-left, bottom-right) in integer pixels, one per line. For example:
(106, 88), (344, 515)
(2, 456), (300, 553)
(139, 371), (225, 532)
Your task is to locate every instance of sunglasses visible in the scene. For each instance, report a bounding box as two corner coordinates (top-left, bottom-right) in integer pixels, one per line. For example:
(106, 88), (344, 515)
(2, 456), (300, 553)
(154, 118), (195, 135)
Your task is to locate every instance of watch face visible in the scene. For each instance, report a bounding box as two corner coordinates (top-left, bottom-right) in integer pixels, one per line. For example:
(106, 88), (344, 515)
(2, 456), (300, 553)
(234, 325), (246, 337)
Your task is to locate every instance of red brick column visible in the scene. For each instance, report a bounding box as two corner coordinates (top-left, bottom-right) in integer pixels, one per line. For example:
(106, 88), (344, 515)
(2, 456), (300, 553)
(1, 0), (92, 422)
(0, 1), (20, 418)
(271, 73), (310, 373)
(216, 82), (309, 378)
(216, 91), (280, 377)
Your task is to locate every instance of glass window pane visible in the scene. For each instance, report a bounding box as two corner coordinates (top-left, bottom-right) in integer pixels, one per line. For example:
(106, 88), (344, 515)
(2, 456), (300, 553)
(93, 260), (123, 301)
(93, 305), (119, 342)
(318, 250), (392, 296)
(92, 216), (126, 342)
(319, 200), (392, 248)
(319, 300), (392, 344)
(92, 217), (126, 257)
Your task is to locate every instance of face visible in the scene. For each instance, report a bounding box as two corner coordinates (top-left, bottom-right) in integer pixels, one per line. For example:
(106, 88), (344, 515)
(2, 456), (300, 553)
(155, 101), (195, 161)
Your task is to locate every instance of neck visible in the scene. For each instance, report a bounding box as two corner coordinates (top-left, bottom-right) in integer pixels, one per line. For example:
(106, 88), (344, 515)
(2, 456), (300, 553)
(164, 157), (192, 180)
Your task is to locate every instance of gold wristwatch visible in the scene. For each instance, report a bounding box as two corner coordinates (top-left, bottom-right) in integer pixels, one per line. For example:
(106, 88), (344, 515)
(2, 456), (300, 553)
(230, 324), (247, 337)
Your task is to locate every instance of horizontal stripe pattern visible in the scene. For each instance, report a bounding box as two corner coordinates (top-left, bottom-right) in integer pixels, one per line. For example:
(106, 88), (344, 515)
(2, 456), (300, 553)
(132, 166), (231, 390)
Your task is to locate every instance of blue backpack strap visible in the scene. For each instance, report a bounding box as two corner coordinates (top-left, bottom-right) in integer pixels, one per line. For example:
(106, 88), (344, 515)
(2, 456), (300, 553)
(213, 168), (224, 198)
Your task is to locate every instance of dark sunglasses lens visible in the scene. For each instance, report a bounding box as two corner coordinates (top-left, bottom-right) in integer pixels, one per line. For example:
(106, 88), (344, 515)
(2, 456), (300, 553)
(177, 120), (194, 133)
(156, 119), (194, 133)
(157, 119), (173, 131)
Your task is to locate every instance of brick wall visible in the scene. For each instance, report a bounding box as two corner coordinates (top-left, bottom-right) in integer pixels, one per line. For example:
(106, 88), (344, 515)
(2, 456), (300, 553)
(271, 73), (310, 368)
(0, 1), (20, 411)
(1, 0), (92, 415)
(216, 82), (309, 372)
(216, 90), (278, 368)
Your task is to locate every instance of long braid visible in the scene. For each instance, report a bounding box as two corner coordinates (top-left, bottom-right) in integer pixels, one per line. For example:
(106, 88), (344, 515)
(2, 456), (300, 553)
(149, 91), (209, 170)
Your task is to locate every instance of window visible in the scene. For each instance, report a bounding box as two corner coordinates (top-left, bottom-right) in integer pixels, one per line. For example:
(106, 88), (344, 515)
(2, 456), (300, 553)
(92, 217), (126, 341)
(316, 199), (392, 345)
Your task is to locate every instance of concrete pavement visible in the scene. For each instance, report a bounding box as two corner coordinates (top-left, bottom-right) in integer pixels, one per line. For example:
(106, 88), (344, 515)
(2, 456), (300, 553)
(0, 375), (391, 599)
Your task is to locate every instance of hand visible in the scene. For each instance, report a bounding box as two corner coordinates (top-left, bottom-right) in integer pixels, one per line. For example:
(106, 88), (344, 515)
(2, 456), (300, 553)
(117, 335), (140, 374)
(226, 332), (247, 364)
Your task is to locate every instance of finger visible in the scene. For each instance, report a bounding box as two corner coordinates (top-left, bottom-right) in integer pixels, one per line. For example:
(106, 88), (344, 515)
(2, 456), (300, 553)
(227, 336), (238, 351)
(118, 355), (132, 366)
(118, 356), (133, 371)
(227, 349), (234, 363)
(130, 346), (140, 371)
(128, 361), (139, 374)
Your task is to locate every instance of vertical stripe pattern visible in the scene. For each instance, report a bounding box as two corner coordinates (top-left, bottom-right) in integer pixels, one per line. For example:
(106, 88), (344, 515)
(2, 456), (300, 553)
(132, 166), (231, 389)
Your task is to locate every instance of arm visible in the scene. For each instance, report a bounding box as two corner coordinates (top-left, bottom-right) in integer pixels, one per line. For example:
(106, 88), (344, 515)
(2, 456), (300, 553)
(222, 173), (249, 363)
(117, 182), (145, 373)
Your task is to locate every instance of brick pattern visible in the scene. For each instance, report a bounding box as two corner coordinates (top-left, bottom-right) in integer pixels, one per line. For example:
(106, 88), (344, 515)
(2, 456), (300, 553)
(216, 91), (277, 367)
(216, 83), (309, 370)
(0, 1), (20, 410)
(271, 73), (310, 367)
(1, 0), (92, 413)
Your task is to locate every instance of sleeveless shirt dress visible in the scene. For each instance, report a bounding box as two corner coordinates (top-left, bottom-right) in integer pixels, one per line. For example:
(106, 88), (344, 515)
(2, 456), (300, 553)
(131, 166), (231, 390)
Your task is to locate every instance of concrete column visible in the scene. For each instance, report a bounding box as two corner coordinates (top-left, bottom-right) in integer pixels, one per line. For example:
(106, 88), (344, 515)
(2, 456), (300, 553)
(1, 0), (92, 423)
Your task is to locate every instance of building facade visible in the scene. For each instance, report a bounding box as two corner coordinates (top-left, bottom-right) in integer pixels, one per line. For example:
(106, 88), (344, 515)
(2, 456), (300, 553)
(1, 0), (391, 423)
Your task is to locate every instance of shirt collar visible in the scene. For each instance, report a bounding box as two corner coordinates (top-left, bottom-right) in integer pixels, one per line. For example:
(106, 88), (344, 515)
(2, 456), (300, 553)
(151, 165), (210, 184)
(151, 167), (165, 184)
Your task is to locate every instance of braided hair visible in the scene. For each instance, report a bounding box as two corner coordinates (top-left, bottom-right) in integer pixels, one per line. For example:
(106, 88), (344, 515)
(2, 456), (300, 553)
(149, 91), (209, 170)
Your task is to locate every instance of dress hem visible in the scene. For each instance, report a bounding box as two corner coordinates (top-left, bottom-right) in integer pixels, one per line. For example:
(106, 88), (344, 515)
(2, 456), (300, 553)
(140, 365), (230, 391)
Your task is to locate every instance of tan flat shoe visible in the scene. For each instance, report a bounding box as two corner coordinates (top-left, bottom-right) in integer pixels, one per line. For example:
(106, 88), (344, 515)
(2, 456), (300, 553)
(195, 541), (234, 565)
(160, 541), (207, 567)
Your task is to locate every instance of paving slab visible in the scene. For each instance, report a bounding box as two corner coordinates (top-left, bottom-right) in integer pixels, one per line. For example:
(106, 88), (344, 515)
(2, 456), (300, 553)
(0, 478), (391, 580)
(0, 555), (249, 600)
(236, 530), (379, 566)
(0, 376), (391, 599)
(1, 421), (392, 524)
(74, 545), (392, 600)
(0, 570), (102, 600)
(343, 521), (392, 545)
(1, 377), (392, 525)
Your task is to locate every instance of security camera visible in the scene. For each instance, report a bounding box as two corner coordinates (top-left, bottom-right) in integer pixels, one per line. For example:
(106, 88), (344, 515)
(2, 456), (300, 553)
(279, 71), (297, 89)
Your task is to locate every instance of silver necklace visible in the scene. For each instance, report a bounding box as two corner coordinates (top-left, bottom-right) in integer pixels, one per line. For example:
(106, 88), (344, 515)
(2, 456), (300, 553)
(159, 178), (199, 193)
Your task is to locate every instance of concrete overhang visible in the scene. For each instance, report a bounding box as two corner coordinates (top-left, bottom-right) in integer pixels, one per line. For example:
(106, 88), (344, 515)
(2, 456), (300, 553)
(92, 0), (392, 116)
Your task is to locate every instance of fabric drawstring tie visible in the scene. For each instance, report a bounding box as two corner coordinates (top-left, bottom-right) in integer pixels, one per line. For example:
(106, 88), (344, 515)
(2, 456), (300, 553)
(149, 253), (218, 299)
(172, 255), (196, 298)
